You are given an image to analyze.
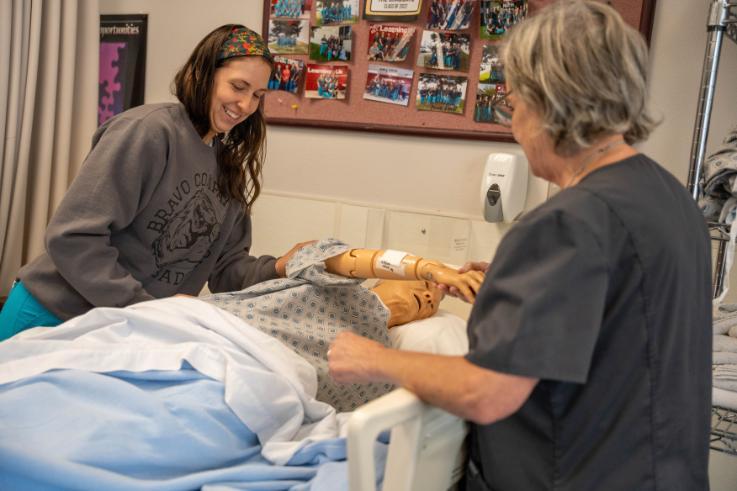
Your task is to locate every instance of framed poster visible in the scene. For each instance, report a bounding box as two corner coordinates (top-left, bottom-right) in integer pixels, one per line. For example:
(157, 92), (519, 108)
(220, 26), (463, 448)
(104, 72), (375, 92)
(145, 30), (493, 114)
(98, 14), (148, 126)
(364, 0), (424, 21)
(262, 0), (657, 142)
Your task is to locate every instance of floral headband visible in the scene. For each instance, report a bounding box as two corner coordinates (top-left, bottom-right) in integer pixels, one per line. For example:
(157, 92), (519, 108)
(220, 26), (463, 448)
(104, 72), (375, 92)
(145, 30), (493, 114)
(217, 26), (273, 63)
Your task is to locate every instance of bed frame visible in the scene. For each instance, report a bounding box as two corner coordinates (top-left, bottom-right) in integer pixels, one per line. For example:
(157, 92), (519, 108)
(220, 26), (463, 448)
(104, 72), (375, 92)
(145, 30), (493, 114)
(347, 388), (467, 491)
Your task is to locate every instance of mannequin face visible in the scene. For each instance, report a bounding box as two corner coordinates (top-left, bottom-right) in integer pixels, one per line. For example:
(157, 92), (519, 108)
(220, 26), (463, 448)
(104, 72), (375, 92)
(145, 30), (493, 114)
(205, 56), (271, 142)
(371, 280), (444, 328)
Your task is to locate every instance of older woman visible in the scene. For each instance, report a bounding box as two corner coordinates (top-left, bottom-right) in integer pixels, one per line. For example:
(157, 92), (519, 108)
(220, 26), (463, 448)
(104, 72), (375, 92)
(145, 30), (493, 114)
(328, 1), (712, 489)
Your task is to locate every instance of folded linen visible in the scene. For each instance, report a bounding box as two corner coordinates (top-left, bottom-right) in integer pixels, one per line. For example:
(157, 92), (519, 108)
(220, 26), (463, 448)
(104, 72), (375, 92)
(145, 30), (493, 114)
(714, 351), (737, 365)
(714, 364), (737, 392)
(714, 386), (737, 410)
(714, 334), (737, 353)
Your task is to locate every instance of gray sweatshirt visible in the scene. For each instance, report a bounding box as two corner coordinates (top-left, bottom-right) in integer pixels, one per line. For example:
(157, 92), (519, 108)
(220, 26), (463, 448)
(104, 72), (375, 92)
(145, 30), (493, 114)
(19, 103), (278, 320)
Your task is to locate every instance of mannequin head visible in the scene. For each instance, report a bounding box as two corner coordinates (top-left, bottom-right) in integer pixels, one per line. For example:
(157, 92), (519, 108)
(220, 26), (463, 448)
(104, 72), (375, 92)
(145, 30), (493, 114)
(371, 280), (444, 328)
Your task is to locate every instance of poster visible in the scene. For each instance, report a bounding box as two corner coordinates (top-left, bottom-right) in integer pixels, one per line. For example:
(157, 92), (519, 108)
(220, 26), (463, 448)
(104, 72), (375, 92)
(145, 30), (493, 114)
(304, 64), (349, 99)
(427, 0), (475, 30)
(315, 0), (360, 25)
(417, 31), (471, 71)
(364, 0), (424, 21)
(270, 0), (312, 19)
(474, 82), (509, 123)
(310, 25), (353, 61)
(479, 44), (504, 83)
(480, 0), (528, 40)
(268, 56), (306, 93)
(416, 73), (468, 114)
(268, 19), (310, 54)
(364, 65), (414, 106)
(99, 14), (147, 126)
(367, 24), (416, 62)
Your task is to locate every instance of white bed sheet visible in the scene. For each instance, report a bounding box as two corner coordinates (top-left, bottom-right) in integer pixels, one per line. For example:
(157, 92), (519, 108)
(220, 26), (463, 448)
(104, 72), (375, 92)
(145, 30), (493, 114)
(0, 296), (341, 465)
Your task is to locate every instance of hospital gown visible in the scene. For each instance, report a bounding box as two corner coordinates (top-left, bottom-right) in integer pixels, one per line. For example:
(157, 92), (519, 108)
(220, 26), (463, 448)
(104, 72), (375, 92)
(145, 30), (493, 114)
(203, 239), (394, 412)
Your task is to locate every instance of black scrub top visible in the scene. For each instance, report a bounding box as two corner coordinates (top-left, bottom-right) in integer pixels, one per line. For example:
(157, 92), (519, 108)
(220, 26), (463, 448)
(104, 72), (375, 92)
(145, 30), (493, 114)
(464, 155), (712, 491)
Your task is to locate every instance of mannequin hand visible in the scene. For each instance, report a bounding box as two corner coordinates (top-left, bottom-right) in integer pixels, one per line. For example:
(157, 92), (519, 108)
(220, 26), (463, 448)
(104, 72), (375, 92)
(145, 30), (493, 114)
(430, 261), (487, 303)
(328, 331), (385, 384)
(275, 240), (317, 277)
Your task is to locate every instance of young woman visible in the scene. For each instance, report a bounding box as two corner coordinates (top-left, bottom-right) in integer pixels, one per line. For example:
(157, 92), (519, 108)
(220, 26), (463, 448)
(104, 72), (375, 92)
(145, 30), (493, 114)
(0, 25), (309, 339)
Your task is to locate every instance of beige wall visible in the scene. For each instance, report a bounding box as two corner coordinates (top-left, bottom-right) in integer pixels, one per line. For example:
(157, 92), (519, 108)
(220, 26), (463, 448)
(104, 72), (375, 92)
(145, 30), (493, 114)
(98, 1), (737, 485)
(98, 0), (737, 213)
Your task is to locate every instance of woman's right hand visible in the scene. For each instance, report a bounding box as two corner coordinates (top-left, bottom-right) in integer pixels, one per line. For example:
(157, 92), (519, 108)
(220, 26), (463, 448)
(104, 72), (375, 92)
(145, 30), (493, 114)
(434, 261), (489, 303)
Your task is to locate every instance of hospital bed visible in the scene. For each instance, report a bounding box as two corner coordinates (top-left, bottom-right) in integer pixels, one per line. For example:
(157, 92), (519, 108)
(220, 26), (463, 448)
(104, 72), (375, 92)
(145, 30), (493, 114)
(348, 310), (470, 491)
(348, 387), (467, 491)
(0, 300), (470, 490)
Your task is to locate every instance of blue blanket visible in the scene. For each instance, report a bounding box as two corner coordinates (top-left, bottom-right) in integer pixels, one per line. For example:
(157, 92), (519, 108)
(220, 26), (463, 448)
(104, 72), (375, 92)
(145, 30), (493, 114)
(0, 298), (388, 490)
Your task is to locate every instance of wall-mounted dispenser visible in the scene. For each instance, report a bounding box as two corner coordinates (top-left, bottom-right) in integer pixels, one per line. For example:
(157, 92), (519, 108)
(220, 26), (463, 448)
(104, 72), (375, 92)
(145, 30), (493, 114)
(481, 152), (529, 223)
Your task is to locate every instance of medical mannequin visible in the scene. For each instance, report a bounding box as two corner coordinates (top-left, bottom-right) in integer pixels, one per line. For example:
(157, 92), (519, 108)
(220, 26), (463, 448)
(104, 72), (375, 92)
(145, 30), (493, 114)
(371, 280), (443, 327)
(325, 248), (483, 303)
(203, 238), (477, 411)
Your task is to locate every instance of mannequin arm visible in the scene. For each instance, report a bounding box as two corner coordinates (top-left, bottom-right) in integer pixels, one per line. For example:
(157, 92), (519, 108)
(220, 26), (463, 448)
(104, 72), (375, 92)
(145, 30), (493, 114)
(325, 248), (484, 303)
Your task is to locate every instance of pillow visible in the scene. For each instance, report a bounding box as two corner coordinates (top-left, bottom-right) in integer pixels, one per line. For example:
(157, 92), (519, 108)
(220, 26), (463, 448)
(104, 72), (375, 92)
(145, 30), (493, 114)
(388, 310), (468, 355)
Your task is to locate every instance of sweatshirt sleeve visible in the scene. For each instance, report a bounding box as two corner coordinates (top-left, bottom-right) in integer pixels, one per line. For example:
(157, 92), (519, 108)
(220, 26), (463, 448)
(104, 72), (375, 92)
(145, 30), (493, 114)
(44, 114), (168, 308)
(206, 211), (280, 293)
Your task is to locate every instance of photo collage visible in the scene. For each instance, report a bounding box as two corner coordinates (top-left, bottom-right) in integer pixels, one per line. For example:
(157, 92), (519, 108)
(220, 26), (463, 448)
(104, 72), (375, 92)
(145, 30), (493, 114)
(266, 0), (528, 122)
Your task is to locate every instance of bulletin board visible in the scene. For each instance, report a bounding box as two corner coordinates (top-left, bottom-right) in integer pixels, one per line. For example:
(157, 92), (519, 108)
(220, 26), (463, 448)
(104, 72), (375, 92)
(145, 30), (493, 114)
(262, 0), (657, 142)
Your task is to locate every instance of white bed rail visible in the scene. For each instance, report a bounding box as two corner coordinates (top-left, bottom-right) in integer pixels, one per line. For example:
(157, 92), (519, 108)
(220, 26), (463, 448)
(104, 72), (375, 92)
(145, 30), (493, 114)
(347, 388), (468, 491)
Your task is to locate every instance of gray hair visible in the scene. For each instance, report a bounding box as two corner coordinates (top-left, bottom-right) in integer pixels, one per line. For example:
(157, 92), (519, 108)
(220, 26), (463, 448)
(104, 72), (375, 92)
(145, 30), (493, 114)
(502, 0), (658, 155)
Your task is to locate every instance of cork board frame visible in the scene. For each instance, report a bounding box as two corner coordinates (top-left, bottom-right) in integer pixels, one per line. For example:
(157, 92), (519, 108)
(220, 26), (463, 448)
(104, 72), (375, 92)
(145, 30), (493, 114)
(262, 0), (657, 142)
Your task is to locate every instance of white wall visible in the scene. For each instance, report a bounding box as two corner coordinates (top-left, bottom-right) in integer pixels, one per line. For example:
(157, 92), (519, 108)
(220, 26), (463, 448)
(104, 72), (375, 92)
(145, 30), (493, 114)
(98, 0), (737, 487)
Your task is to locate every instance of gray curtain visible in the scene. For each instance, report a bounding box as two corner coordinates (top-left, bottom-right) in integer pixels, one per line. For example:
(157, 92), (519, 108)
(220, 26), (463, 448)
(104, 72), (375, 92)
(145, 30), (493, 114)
(0, 0), (99, 297)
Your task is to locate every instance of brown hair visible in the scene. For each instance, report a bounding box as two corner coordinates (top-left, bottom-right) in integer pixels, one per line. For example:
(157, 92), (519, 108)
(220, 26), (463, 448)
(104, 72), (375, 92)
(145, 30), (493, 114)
(173, 24), (272, 211)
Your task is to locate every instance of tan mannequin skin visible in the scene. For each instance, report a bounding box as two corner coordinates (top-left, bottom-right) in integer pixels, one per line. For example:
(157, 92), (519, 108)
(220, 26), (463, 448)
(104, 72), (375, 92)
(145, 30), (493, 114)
(371, 280), (444, 328)
(325, 248), (484, 303)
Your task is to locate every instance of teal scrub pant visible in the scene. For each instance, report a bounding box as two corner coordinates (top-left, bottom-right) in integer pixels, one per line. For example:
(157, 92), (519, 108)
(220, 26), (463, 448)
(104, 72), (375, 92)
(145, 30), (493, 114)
(0, 281), (62, 341)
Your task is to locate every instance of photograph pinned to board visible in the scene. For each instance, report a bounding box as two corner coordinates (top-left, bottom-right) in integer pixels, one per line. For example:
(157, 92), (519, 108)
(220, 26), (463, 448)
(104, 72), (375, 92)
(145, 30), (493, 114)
(416, 73), (468, 114)
(270, 0), (312, 19)
(310, 25), (352, 62)
(427, 0), (475, 31)
(268, 19), (310, 54)
(364, 0), (424, 21)
(268, 56), (306, 93)
(480, 0), (528, 40)
(99, 14), (148, 126)
(479, 44), (504, 83)
(367, 24), (416, 62)
(315, 0), (360, 26)
(363, 65), (414, 106)
(304, 64), (350, 99)
(417, 31), (471, 71)
(474, 82), (510, 124)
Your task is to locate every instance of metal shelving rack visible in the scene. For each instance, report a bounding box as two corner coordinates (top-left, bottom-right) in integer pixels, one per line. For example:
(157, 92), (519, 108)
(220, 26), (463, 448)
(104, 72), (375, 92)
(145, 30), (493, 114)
(688, 0), (737, 457)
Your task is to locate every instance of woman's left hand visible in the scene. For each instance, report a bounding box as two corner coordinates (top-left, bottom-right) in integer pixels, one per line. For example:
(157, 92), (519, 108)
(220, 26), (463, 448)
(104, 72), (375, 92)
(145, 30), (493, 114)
(434, 261), (488, 303)
(275, 240), (317, 277)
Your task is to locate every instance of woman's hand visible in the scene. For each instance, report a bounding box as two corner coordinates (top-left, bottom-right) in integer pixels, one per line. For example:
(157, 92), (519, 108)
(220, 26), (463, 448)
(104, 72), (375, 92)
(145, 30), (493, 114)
(431, 261), (488, 303)
(275, 240), (317, 277)
(328, 331), (386, 384)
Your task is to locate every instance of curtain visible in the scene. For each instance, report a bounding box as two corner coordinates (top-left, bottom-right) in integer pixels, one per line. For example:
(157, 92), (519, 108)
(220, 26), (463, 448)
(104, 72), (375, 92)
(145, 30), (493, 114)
(0, 0), (99, 297)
